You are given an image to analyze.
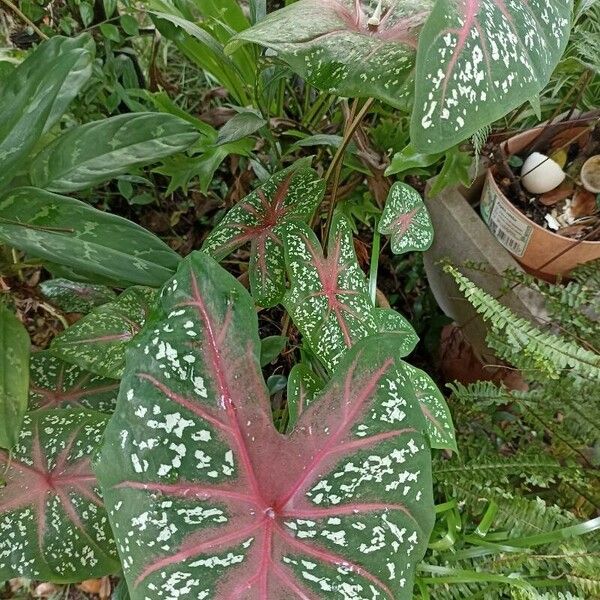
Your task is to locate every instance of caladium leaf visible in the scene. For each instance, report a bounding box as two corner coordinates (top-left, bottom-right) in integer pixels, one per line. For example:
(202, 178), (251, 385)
(202, 163), (325, 307)
(374, 309), (418, 356)
(97, 251), (436, 600)
(30, 113), (201, 193)
(283, 214), (417, 372)
(40, 279), (117, 314)
(0, 187), (181, 287)
(286, 363), (324, 431)
(378, 182), (433, 255)
(0, 305), (30, 449)
(0, 409), (119, 581)
(229, 0), (432, 110)
(51, 287), (156, 379)
(29, 352), (119, 413)
(0, 35), (94, 189)
(411, 0), (572, 152)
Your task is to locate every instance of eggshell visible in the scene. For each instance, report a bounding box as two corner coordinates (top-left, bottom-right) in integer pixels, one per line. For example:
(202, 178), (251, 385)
(581, 155), (600, 194)
(521, 152), (566, 195)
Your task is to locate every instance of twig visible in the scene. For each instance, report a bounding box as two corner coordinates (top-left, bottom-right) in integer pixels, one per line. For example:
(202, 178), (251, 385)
(0, 0), (48, 40)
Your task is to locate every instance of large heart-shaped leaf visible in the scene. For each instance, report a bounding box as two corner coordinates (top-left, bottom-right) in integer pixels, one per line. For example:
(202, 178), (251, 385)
(378, 182), (433, 255)
(230, 0), (432, 109)
(411, 0), (572, 151)
(97, 252), (436, 599)
(0, 306), (30, 449)
(283, 214), (418, 372)
(29, 352), (119, 412)
(51, 287), (156, 379)
(0, 188), (181, 287)
(40, 279), (117, 314)
(0, 35), (94, 189)
(0, 409), (119, 581)
(30, 113), (202, 193)
(202, 162), (325, 306)
(286, 363), (324, 431)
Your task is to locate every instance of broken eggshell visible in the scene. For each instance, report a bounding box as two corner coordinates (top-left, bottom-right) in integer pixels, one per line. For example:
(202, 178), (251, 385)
(581, 155), (600, 194)
(521, 152), (566, 195)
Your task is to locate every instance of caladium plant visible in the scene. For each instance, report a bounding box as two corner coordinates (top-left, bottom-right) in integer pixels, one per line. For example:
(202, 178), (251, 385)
(51, 287), (156, 379)
(39, 279), (117, 314)
(231, 0), (573, 152)
(29, 352), (119, 412)
(378, 182), (434, 255)
(97, 252), (441, 600)
(202, 162), (325, 307)
(0, 409), (119, 581)
(283, 213), (418, 372)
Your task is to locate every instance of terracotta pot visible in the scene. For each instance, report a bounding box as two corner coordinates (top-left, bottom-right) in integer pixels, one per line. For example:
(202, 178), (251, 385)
(481, 126), (600, 279)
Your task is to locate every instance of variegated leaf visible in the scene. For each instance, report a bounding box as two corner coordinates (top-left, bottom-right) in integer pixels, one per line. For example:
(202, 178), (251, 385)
(230, 0), (432, 110)
(40, 279), (117, 314)
(285, 363), (324, 432)
(0, 409), (119, 581)
(0, 188), (181, 288)
(97, 252), (436, 600)
(283, 214), (418, 372)
(202, 162), (325, 307)
(51, 287), (156, 379)
(29, 352), (119, 413)
(30, 113), (201, 193)
(378, 182), (433, 254)
(412, 0), (572, 151)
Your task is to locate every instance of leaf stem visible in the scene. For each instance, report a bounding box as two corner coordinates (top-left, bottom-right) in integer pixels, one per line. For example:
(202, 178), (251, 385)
(0, 0), (48, 40)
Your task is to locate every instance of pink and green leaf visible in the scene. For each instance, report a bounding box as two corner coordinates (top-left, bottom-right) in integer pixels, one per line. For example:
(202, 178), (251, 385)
(378, 182), (433, 255)
(286, 363), (324, 432)
(283, 214), (418, 372)
(0, 409), (119, 582)
(230, 0), (431, 110)
(411, 0), (572, 152)
(202, 162), (325, 307)
(29, 351), (119, 413)
(51, 286), (156, 379)
(97, 251), (436, 600)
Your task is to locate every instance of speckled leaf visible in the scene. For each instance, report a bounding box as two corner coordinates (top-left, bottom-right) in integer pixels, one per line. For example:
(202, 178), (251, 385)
(378, 182), (433, 254)
(29, 352), (119, 413)
(283, 215), (416, 372)
(0, 306), (30, 449)
(374, 309), (418, 357)
(411, 0), (572, 152)
(202, 163), (325, 307)
(0, 409), (119, 582)
(230, 0), (432, 109)
(0, 187), (181, 287)
(30, 113), (201, 193)
(286, 363), (324, 432)
(51, 287), (156, 379)
(40, 279), (117, 314)
(97, 251), (435, 600)
(0, 35), (94, 189)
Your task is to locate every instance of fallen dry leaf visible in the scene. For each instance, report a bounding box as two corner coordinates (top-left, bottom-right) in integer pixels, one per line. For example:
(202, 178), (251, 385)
(34, 582), (58, 598)
(571, 187), (598, 218)
(539, 181), (574, 206)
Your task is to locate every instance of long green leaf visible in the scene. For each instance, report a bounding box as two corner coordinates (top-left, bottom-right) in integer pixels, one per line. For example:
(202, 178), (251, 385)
(0, 35), (94, 189)
(0, 306), (30, 449)
(30, 113), (201, 193)
(0, 187), (181, 287)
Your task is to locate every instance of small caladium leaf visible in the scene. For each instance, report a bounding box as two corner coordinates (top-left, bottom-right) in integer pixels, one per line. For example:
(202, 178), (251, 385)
(51, 287), (156, 379)
(0, 305), (30, 449)
(0, 409), (119, 582)
(29, 351), (119, 413)
(284, 214), (416, 372)
(229, 0), (432, 109)
(97, 252), (436, 600)
(378, 182), (433, 255)
(411, 0), (572, 152)
(286, 363), (324, 431)
(374, 308), (419, 356)
(202, 162), (325, 307)
(40, 279), (117, 314)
